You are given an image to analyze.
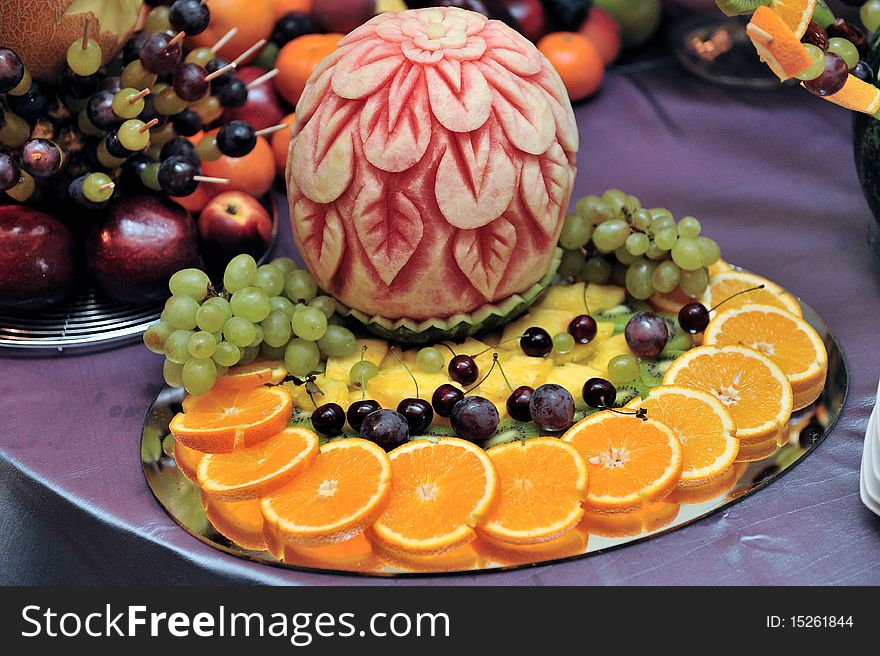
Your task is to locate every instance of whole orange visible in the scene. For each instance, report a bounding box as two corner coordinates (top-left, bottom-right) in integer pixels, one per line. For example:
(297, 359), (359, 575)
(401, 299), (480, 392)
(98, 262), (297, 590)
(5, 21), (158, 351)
(198, 129), (277, 203)
(275, 33), (343, 106)
(537, 32), (604, 102)
(271, 0), (314, 19)
(171, 184), (214, 215)
(272, 112), (296, 175)
(189, 0), (275, 63)
(579, 7), (622, 66)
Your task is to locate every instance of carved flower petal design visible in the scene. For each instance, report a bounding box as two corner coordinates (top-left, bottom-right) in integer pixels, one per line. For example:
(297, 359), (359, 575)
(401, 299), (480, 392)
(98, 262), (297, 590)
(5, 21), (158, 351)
(454, 217), (517, 300)
(520, 143), (572, 236)
(353, 183), (424, 287)
(426, 61), (491, 133)
(532, 66), (580, 155)
(295, 198), (345, 281)
(481, 22), (543, 76)
(332, 40), (406, 100)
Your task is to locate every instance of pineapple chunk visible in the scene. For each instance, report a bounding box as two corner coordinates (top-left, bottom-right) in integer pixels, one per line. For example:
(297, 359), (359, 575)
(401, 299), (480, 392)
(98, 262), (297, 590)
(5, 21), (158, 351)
(367, 366), (452, 410)
(286, 375), (350, 411)
(551, 321), (615, 365)
(325, 339), (388, 381)
(545, 363), (605, 405)
(535, 283), (625, 315)
(580, 333), (631, 375)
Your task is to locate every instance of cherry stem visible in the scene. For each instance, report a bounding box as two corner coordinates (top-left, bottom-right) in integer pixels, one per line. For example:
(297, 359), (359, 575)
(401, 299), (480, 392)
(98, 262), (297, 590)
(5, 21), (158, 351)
(582, 283), (592, 315)
(466, 353), (499, 394)
(474, 336), (522, 358)
(389, 347), (419, 399)
(494, 357), (515, 394)
(211, 27), (239, 54)
(597, 404), (648, 421)
(247, 68), (279, 90)
(358, 345), (367, 401)
(254, 122), (288, 138)
(710, 284), (765, 313)
(233, 39), (267, 66)
(438, 343), (457, 357)
(82, 18), (91, 50)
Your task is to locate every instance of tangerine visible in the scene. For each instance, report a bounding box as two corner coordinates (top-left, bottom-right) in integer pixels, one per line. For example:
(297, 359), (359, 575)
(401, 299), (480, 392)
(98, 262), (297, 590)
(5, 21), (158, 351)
(275, 33), (343, 106)
(537, 32), (604, 102)
(189, 0), (276, 63)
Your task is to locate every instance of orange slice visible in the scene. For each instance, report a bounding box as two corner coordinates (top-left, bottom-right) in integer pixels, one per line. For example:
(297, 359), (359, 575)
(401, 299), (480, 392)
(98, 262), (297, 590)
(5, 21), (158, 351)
(579, 501), (680, 538)
(701, 270), (802, 317)
(668, 465), (738, 505)
(562, 412), (683, 512)
(213, 359), (287, 390)
(203, 496), (267, 551)
(197, 426), (319, 500)
(370, 437), (499, 556)
(735, 434), (779, 462)
(473, 529), (589, 567)
(816, 74), (880, 115)
(747, 6), (813, 80)
(284, 533), (383, 573)
(173, 440), (204, 482)
(479, 438), (588, 545)
(708, 258), (733, 278)
(703, 304), (828, 410)
(663, 345), (793, 442)
(627, 386), (738, 487)
(261, 438), (392, 547)
(371, 540), (484, 573)
(170, 386), (293, 453)
(770, 0), (816, 39)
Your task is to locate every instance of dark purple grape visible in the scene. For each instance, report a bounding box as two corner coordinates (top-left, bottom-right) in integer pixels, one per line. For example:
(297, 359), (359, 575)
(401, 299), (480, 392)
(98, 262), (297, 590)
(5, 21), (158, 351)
(528, 384), (574, 432)
(854, 60), (874, 84)
(87, 90), (122, 130)
(827, 19), (867, 56)
(0, 105), (4, 127)
(98, 76), (123, 94)
(7, 82), (47, 122)
(448, 354), (479, 386)
(217, 120), (257, 157)
(20, 139), (63, 178)
(105, 131), (134, 159)
(583, 377), (616, 409)
(272, 11), (319, 46)
(540, 0), (588, 31)
(160, 137), (199, 164)
(121, 154), (153, 189)
(568, 314), (597, 344)
(217, 78), (248, 108)
(800, 20), (828, 51)
(311, 402), (345, 436)
(347, 399), (381, 432)
(0, 48), (24, 93)
(172, 63), (209, 102)
(803, 52), (849, 97)
(678, 302), (710, 334)
(432, 384), (464, 418)
(206, 58), (235, 89)
(169, 0), (211, 35)
(360, 409), (410, 451)
(0, 153), (20, 192)
(450, 396), (499, 443)
(140, 32), (183, 75)
(624, 312), (669, 358)
(397, 398), (434, 434)
(138, 95), (168, 129)
(157, 155), (199, 196)
(171, 108), (203, 136)
(520, 326), (552, 357)
(68, 175), (110, 211)
(506, 386), (533, 422)
(60, 67), (100, 99)
(123, 32), (149, 64)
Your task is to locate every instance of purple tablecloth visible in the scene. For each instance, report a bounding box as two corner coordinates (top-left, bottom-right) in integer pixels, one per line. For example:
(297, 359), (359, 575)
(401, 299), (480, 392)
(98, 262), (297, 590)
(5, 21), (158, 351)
(3, 53), (880, 585)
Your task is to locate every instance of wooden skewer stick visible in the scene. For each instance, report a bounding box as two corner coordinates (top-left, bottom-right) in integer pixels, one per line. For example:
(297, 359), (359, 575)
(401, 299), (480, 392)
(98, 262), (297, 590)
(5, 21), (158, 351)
(128, 88), (151, 104)
(247, 68), (278, 90)
(82, 18), (91, 49)
(233, 39), (267, 67)
(745, 23), (773, 44)
(254, 122), (289, 138)
(204, 61), (236, 82)
(139, 118), (159, 132)
(98, 181), (115, 192)
(168, 31), (186, 47)
(211, 27), (238, 54)
(193, 175), (231, 185)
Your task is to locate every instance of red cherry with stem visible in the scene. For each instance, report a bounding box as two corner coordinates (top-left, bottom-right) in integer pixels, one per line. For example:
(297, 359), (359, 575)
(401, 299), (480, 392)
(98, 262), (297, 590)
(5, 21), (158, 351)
(677, 284), (766, 334)
(506, 386), (534, 422)
(520, 326), (552, 357)
(569, 283), (598, 344)
(432, 384), (463, 418)
(397, 398), (434, 434)
(347, 399), (380, 432)
(448, 354), (479, 386)
(311, 402), (345, 436)
(583, 377), (616, 409)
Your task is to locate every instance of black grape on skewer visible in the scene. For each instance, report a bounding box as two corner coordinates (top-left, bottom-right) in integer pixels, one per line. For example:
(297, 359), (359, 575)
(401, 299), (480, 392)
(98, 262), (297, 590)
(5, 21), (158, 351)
(0, 153), (21, 192)
(87, 90), (122, 130)
(171, 108), (203, 137)
(20, 139), (63, 178)
(140, 31), (184, 75)
(8, 82), (48, 122)
(157, 155), (229, 197)
(0, 47), (25, 94)
(169, 0), (211, 36)
(160, 137), (199, 164)
(60, 66), (100, 99)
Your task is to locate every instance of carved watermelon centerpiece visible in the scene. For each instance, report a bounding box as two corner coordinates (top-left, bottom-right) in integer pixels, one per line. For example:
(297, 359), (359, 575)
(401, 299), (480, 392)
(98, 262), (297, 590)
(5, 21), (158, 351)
(287, 7), (579, 342)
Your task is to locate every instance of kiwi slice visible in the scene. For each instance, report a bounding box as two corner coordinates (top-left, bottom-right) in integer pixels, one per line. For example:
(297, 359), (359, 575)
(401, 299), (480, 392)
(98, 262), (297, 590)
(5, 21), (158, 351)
(596, 305), (636, 334)
(615, 383), (644, 406)
(482, 420), (541, 449)
(715, 0), (768, 17)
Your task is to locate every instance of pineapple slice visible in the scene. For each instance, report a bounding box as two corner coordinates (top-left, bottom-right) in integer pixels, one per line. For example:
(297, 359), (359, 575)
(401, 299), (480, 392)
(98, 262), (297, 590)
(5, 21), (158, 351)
(535, 283), (625, 315)
(286, 375), (350, 411)
(545, 363), (605, 405)
(367, 366), (452, 410)
(499, 309), (573, 348)
(325, 338), (388, 381)
(580, 333), (632, 375)
(551, 321), (615, 365)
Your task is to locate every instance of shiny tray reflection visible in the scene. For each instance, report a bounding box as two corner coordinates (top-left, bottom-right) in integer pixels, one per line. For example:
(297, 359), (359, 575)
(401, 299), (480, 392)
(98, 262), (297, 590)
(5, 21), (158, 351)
(142, 301), (846, 577)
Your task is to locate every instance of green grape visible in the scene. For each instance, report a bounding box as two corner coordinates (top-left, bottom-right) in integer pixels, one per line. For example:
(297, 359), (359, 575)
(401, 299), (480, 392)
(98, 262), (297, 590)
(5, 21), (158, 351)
(696, 236), (721, 266)
(153, 87), (188, 115)
(654, 227), (678, 250)
(97, 140), (126, 169)
(309, 295), (337, 319)
(651, 216), (676, 234)
(145, 5), (171, 32)
(215, 364), (229, 378)
(581, 256), (611, 284)
(671, 238), (704, 271)
(625, 232), (650, 256)
(559, 213), (593, 250)
(292, 306), (328, 341)
(607, 354), (640, 384)
(239, 345), (261, 366)
(601, 189), (628, 217)
(615, 247), (639, 265)
(285, 339), (321, 377)
(188, 331), (217, 359)
(203, 296), (232, 321)
(82, 172), (115, 203)
(592, 219), (629, 252)
(269, 295), (297, 318)
(140, 162), (162, 191)
(248, 324), (264, 348)
(120, 60), (157, 90)
(677, 216), (701, 239)
(558, 249), (584, 278)
(192, 95), (222, 124)
(185, 47), (214, 67)
(652, 260), (681, 294)
(165, 330), (194, 364)
(5, 171), (34, 202)
(230, 286), (272, 322)
(196, 135), (222, 162)
(256, 41), (279, 69)
(552, 332), (575, 354)
(317, 325), (356, 357)
(624, 194), (641, 215)
(162, 434), (175, 458)
(260, 342), (287, 361)
(625, 259), (655, 300)
(223, 317), (257, 348)
(796, 44), (825, 81)
(862, 0), (880, 33)
(213, 341), (241, 367)
(416, 347), (445, 373)
(645, 243), (667, 260)
(828, 37), (859, 71)
(285, 270), (318, 303)
(262, 310), (293, 347)
(196, 303), (225, 333)
(113, 88), (147, 119)
(271, 257), (298, 277)
(349, 361), (379, 386)
(182, 358), (217, 396)
(163, 359), (185, 388)
(143, 320), (174, 354)
(0, 112), (31, 148)
(574, 195), (601, 222)
(253, 265), (286, 297)
(649, 208), (674, 222)
(118, 119), (151, 151)
(679, 268), (709, 298)
(169, 268), (210, 300)
(67, 38), (103, 76)
(224, 254), (257, 293)
(141, 428), (163, 463)
(164, 295), (200, 330)
(590, 200), (615, 225)
(630, 209), (653, 232)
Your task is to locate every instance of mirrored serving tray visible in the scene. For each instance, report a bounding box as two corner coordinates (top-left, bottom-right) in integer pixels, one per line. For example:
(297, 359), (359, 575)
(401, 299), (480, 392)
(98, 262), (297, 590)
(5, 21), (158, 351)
(142, 300), (846, 577)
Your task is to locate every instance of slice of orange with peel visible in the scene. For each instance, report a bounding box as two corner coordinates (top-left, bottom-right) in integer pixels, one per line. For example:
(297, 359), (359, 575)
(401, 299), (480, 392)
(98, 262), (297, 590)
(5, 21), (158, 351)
(702, 270), (802, 317)
(562, 412), (683, 512)
(663, 345), (793, 442)
(261, 438), (391, 547)
(704, 304), (827, 411)
(579, 501), (680, 538)
(473, 529), (589, 567)
(735, 434), (779, 462)
(817, 74), (880, 115)
(371, 540), (484, 573)
(197, 426), (319, 500)
(747, 6), (813, 81)
(171, 386), (293, 453)
(203, 496), (267, 551)
(668, 465), (738, 505)
(708, 258), (733, 278)
(213, 359), (287, 390)
(769, 0), (816, 39)
(479, 438), (588, 545)
(627, 386), (738, 487)
(173, 440), (204, 482)
(284, 532), (383, 573)
(370, 437), (499, 556)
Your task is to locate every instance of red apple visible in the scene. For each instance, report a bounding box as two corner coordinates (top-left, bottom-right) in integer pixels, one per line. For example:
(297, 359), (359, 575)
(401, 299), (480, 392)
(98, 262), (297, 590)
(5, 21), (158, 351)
(222, 66), (286, 132)
(0, 205), (76, 311)
(579, 6), (623, 65)
(199, 192), (273, 275)
(86, 195), (201, 304)
(502, 0), (547, 42)
(312, 0), (376, 33)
